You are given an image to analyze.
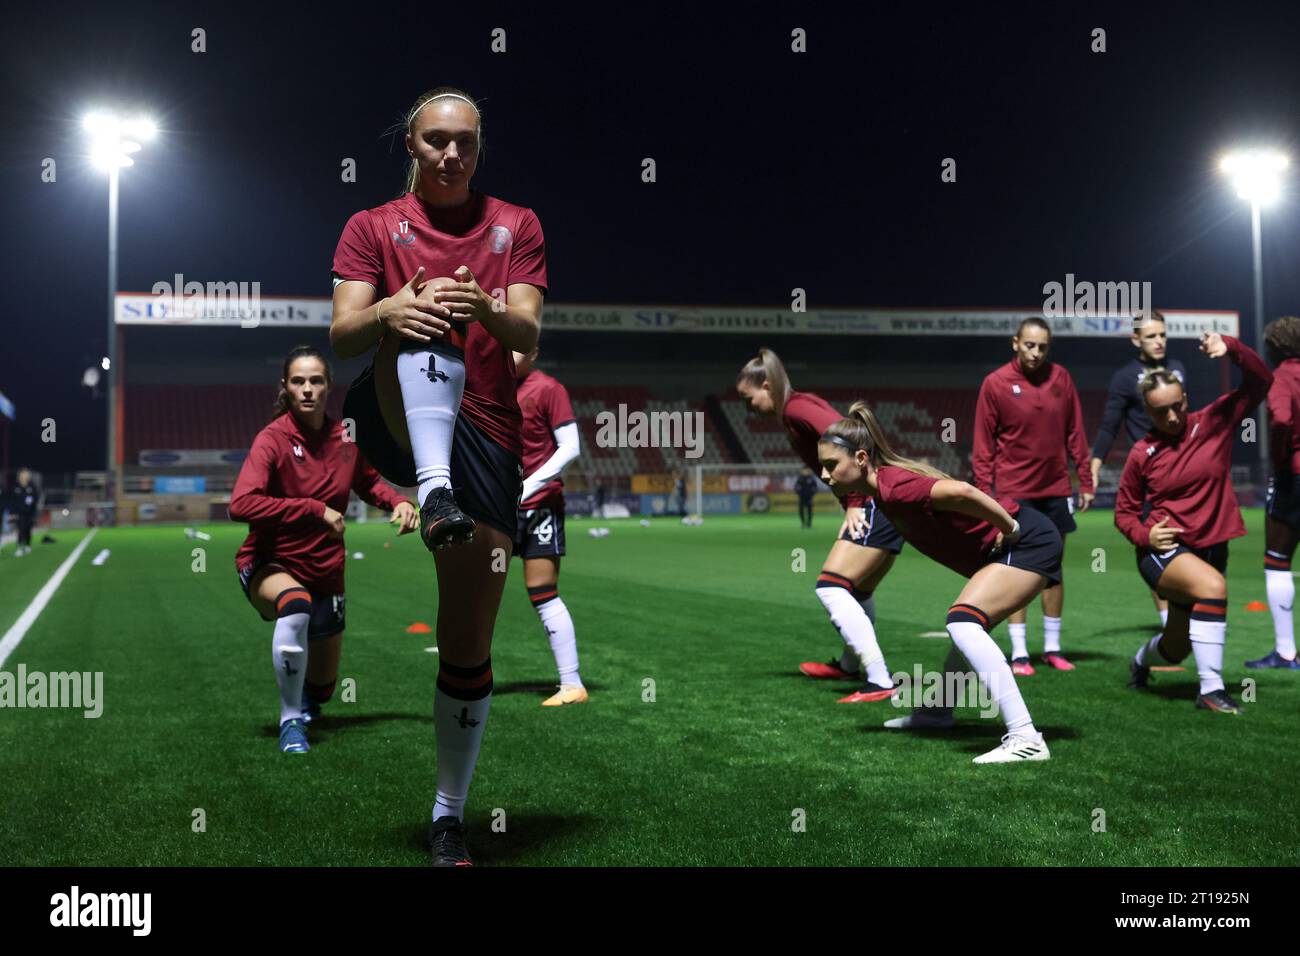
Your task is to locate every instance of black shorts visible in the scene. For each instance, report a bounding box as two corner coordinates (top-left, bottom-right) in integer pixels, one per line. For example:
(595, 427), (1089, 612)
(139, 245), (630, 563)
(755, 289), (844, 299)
(838, 499), (905, 553)
(1137, 541), (1230, 592)
(343, 360), (522, 538)
(986, 507), (1063, 585)
(237, 559), (346, 640)
(1266, 474), (1300, 531)
(516, 503), (566, 559)
(1015, 496), (1076, 536)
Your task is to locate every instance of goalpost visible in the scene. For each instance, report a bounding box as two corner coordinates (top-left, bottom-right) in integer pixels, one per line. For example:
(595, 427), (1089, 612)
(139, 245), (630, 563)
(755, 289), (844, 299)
(689, 461), (828, 521)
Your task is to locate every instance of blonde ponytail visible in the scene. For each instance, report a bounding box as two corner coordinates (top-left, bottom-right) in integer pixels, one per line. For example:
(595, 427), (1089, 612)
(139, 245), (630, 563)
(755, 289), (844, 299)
(736, 347), (792, 414)
(822, 401), (950, 479)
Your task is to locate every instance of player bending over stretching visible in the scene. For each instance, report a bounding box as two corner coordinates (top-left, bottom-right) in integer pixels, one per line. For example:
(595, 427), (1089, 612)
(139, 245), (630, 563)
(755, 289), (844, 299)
(737, 348), (902, 703)
(819, 402), (1060, 763)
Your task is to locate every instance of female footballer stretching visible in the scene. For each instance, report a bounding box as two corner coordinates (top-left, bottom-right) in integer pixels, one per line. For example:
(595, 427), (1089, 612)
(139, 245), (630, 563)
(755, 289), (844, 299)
(737, 349), (901, 703)
(1253, 317), (1300, 670)
(820, 403), (1058, 763)
(331, 86), (547, 866)
(229, 346), (418, 754)
(1117, 333), (1272, 713)
(514, 347), (587, 705)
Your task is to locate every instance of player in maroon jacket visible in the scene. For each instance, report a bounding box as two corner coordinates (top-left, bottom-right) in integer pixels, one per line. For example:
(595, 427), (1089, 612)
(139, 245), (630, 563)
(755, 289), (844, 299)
(818, 402), (1057, 763)
(229, 346), (418, 755)
(973, 317), (1095, 675)
(513, 347), (587, 705)
(736, 348), (902, 703)
(1116, 333), (1273, 714)
(329, 86), (547, 867)
(1254, 317), (1300, 670)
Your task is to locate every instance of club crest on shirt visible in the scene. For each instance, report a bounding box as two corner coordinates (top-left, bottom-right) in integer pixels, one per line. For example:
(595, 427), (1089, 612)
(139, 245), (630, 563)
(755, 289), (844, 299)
(1012, 384), (1021, 395)
(392, 220), (416, 247)
(485, 225), (512, 254)
(1146, 445), (1156, 457)
(292, 443), (304, 459)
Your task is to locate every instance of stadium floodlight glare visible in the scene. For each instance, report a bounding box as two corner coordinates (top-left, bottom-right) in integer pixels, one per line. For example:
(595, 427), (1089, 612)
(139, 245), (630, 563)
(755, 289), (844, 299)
(84, 107), (159, 498)
(84, 111), (156, 169)
(1220, 147), (1288, 478)
(1220, 149), (1289, 206)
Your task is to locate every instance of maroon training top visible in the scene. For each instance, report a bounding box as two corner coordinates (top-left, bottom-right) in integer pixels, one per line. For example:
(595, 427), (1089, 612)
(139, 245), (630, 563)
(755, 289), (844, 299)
(781, 390), (867, 508)
(972, 359), (1094, 499)
(1268, 357), (1300, 476)
(874, 466), (1020, 578)
(517, 368), (577, 510)
(1115, 336), (1272, 549)
(230, 413), (408, 594)
(331, 189), (548, 456)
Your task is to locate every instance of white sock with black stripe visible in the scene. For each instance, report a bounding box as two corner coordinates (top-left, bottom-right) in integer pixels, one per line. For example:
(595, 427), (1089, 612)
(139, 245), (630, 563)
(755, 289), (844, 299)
(396, 348), (465, 509)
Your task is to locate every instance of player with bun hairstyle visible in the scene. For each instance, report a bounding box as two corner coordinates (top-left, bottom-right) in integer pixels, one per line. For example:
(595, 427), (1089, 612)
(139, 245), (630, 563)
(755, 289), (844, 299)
(972, 316), (1094, 675)
(1116, 332), (1273, 713)
(1250, 316), (1300, 669)
(736, 348), (901, 703)
(818, 402), (1058, 762)
(330, 86), (548, 865)
(230, 346), (419, 755)
(1090, 310), (1189, 634)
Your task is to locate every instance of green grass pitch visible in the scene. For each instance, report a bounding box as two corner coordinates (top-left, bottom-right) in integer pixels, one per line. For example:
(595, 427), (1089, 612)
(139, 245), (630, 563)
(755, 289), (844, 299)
(1, 509), (1297, 866)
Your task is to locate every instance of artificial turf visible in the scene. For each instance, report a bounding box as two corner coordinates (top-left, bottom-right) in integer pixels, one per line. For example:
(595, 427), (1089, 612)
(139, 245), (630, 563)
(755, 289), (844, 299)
(1, 509), (1297, 866)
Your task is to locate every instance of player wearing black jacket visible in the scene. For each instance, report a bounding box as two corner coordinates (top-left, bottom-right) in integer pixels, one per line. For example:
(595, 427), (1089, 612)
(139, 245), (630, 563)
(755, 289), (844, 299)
(7, 468), (39, 557)
(1090, 312), (1188, 628)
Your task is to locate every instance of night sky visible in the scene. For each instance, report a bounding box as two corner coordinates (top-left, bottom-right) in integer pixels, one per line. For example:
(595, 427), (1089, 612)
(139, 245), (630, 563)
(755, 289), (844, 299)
(4, 0), (1300, 473)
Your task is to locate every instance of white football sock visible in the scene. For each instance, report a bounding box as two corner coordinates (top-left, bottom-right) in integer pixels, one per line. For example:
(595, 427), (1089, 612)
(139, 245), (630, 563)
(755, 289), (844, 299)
(1134, 632), (1168, 667)
(855, 593), (891, 685)
(1189, 610), (1227, 695)
(1042, 615), (1062, 654)
(816, 584), (890, 685)
(1008, 621), (1028, 660)
(1265, 566), (1297, 658)
(432, 681), (491, 822)
(948, 619), (1036, 736)
(396, 348), (466, 509)
(535, 596), (582, 687)
(272, 613), (309, 725)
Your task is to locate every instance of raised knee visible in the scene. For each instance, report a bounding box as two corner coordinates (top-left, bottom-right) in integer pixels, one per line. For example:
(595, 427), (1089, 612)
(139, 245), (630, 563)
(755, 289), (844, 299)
(1199, 577), (1227, 602)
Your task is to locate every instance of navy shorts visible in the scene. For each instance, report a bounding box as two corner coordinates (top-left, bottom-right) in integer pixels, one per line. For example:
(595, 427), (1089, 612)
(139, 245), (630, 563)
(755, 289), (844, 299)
(1137, 541), (1230, 592)
(1015, 496), (1076, 536)
(516, 503), (567, 559)
(343, 360), (522, 539)
(985, 507), (1063, 585)
(237, 559), (346, 640)
(838, 499), (905, 553)
(1266, 474), (1300, 532)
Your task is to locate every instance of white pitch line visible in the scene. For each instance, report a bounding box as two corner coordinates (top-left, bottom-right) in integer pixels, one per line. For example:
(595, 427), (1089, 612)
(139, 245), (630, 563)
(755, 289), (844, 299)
(0, 528), (98, 670)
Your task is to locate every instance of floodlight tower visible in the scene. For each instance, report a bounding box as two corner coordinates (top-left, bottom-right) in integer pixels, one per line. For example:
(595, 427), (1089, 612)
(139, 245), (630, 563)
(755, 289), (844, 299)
(84, 111), (156, 496)
(1220, 149), (1288, 475)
